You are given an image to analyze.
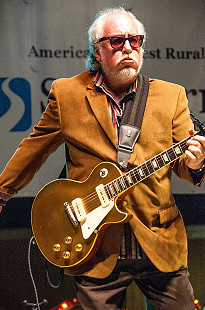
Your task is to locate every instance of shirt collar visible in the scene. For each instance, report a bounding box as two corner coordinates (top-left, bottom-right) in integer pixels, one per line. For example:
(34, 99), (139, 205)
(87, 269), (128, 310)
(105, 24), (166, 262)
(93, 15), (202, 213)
(94, 71), (137, 101)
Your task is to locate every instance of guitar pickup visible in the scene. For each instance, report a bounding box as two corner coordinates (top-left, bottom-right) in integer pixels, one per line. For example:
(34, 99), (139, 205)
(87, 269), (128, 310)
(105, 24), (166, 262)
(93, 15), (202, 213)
(72, 198), (87, 223)
(96, 184), (110, 208)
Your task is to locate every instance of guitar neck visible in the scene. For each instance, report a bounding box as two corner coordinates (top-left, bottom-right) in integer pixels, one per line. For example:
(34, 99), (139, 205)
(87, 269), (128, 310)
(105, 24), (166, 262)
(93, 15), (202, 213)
(105, 131), (200, 199)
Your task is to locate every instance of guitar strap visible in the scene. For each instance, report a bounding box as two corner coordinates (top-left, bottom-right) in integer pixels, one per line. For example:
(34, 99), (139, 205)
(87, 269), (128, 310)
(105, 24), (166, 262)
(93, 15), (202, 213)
(117, 74), (149, 169)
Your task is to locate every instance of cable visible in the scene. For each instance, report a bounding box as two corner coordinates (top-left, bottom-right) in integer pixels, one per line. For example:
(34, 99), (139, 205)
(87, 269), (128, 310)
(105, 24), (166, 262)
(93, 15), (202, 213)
(28, 236), (41, 310)
(26, 235), (64, 310)
(45, 259), (64, 289)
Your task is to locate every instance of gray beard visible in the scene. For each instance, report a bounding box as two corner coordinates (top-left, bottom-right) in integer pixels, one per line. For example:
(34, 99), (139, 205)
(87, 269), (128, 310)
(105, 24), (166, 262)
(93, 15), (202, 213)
(115, 67), (138, 80)
(102, 61), (143, 82)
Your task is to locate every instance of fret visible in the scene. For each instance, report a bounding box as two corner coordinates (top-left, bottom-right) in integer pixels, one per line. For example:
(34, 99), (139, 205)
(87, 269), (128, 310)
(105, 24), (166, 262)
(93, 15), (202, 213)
(131, 168), (141, 182)
(119, 176), (127, 190)
(161, 150), (170, 163)
(146, 160), (155, 174)
(135, 163), (150, 180)
(143, 162), (151, 176)
(173, 144), (183, 156)
(122, 174), (132, 188)
(113, 180), (121, 194)
(108, 182), (117, 197)
(167, 147), (177, 161)
(156, 154), (164, 168)
(130, 170), (140, 183)
(180, 140), (188, 152)
(125, 173), (134, 186)
(137, 167), (145, 178)
(121, 175), (130, 188)
(105, 185), (112, 199)
(116, 178), (124, 192)
(150, 157), (159, 170)
(144, 161), (153, 175)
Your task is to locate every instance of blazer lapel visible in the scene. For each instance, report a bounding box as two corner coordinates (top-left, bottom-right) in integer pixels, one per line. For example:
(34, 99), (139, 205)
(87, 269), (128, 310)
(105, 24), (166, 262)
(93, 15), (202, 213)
(86, 85), (118, 150)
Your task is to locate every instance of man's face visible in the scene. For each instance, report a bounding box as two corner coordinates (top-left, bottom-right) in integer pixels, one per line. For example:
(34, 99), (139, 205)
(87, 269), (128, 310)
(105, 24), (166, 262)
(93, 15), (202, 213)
(94, 14), (143, 81)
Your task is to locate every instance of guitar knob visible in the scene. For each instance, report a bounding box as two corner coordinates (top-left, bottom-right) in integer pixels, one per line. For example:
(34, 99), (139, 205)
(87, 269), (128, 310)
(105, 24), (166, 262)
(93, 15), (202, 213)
(53, 244), (61, 252)
(100, 168), (108, 178)
(75, 244), (83, 252)
(64, 236), (73, 244)
(63, 251), (71, 259)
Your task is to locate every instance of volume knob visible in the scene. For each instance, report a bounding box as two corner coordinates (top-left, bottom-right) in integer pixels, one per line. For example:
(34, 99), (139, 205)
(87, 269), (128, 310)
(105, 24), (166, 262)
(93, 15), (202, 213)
(75, 244), (83, 252)
(65, 236), (73, 244)
(63, 251), (71, 259)
(53, 244), (61, 252)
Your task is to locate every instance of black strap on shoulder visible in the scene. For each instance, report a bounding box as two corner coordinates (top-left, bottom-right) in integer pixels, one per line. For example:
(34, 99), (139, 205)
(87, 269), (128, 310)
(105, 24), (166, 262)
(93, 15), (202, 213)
(117, 74), (149, 169)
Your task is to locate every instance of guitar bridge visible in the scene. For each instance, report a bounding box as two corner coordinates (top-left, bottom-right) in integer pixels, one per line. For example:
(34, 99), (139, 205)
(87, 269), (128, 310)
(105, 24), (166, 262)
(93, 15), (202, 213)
(64, 202), (78, 227)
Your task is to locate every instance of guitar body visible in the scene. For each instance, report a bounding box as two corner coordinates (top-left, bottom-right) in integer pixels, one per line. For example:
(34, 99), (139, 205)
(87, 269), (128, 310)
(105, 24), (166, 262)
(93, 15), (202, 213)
(31, 162), (132, 268)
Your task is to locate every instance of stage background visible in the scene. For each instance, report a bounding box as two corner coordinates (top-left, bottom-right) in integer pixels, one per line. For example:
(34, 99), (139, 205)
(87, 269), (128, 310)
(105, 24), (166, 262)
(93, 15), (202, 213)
(0, 1), (205, 309)
(0, 0), (205, 196)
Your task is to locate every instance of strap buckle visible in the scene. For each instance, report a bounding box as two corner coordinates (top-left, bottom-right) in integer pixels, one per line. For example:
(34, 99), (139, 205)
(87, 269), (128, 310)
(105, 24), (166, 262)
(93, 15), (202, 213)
(117, 125), (141, 168)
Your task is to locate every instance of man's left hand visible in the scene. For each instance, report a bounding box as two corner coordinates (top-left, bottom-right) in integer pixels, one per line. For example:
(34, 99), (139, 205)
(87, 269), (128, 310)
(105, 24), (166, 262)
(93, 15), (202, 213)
(185, 129), (205, 170)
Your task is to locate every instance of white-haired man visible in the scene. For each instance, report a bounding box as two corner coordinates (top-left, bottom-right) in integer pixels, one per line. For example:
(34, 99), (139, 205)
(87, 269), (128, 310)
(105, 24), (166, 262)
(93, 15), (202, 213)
(0, 7), (205, 310)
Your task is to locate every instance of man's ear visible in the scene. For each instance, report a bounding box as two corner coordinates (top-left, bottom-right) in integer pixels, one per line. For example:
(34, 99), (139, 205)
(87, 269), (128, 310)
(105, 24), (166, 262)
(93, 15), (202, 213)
(93, 45), (101, 62)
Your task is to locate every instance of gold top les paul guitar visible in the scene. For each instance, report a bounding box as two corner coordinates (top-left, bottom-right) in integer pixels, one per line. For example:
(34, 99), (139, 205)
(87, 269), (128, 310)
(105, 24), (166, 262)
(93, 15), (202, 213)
(31, 127), (204, 269)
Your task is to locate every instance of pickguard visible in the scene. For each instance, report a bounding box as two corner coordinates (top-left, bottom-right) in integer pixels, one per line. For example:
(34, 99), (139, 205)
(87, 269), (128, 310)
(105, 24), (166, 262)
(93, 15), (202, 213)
(81, 199), (114, 239)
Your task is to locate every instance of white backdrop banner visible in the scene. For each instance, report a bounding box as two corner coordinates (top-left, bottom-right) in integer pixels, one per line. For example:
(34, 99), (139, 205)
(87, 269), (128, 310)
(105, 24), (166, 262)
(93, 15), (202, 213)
(0, 0), (204, 196)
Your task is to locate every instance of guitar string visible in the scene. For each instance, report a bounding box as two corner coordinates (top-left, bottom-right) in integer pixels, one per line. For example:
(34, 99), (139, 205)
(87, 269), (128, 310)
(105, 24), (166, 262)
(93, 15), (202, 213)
(80, 140), (188, 212)
(74, 135), (191, 213)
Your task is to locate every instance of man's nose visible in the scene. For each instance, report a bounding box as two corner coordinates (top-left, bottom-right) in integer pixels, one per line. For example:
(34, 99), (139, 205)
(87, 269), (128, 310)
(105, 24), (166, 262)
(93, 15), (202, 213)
(122, 40), (132, 53)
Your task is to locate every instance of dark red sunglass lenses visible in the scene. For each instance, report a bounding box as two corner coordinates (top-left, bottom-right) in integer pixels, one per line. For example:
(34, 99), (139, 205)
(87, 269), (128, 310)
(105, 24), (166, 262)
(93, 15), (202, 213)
(110, 36), (143, 48)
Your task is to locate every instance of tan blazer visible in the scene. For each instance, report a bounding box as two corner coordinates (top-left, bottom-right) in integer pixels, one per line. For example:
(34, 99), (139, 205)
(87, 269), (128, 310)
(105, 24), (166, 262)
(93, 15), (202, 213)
(0, 71), (195, 278)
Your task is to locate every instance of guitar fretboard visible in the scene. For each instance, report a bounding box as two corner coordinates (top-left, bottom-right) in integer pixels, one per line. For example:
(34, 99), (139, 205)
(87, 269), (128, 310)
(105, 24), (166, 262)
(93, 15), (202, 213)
(105, 132), (199, 199)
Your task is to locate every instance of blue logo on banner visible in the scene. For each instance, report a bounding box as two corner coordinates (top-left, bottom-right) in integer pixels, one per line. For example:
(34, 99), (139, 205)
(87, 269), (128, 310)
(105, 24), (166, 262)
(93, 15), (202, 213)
(0, 77), (31, 131)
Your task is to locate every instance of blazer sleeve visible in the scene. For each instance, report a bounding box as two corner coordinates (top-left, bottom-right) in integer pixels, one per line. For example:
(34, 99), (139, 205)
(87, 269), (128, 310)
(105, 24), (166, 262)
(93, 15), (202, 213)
(0, 82), (64, 203)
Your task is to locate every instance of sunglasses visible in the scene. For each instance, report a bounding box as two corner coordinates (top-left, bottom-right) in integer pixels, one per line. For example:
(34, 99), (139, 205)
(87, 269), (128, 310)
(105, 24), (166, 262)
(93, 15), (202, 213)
(95, 35), (144, 49)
